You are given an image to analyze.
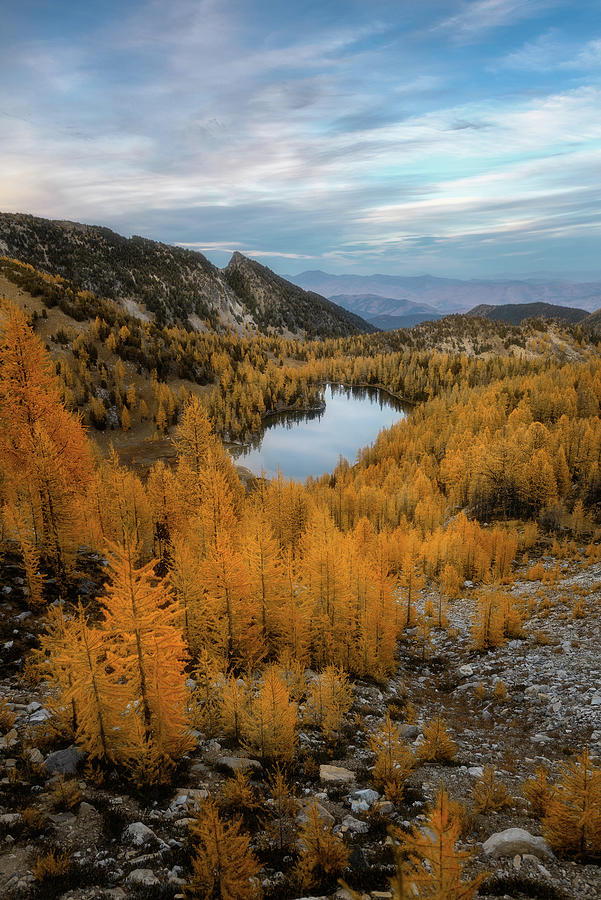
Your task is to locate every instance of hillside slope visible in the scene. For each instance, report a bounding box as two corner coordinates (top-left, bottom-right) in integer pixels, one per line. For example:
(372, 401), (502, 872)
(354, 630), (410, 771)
(582, 308), (601, 333)
(223, 252), (377, 337)
(467, 302), (590, 325)
(0, 213), (373, 338)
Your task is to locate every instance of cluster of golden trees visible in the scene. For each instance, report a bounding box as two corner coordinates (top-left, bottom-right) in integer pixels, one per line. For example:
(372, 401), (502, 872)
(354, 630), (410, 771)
(3, 293), (601, 899)
(307, 359), (601, 533)
(0, 299), (535, 787)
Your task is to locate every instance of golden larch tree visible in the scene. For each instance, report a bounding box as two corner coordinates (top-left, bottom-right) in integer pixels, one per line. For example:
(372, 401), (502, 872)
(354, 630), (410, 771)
(101, 537), (192, 770)
(0, 300), (93, 582)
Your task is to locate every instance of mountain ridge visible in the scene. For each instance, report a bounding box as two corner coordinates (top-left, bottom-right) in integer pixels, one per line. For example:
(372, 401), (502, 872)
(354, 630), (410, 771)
(0, 212), (374, 339)
(292, 269), (601, 313)
(466, 302), (591, 325)
(328, 292), (442, 330)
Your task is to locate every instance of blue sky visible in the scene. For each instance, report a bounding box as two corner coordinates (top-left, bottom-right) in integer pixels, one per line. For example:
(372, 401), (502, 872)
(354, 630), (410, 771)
(1, 0), (600, 279)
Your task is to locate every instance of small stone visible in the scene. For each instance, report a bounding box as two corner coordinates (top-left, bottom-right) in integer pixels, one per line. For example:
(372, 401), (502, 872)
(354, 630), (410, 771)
(43, 745), (84, 774)
(127, 868), (160, 887)
(123, 822), (160, 847)
(319, 764), (355, 785)
(342, 814), (369, 834)
(216, 756), (261, 774)
(483, 827), (553, 859)
(297, 799), (335, 828)
(459, 664), (474, 677)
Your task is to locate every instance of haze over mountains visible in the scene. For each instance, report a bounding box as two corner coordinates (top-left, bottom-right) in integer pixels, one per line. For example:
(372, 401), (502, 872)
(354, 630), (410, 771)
(292, 270), (601, 317)
(328, 294), (442, 331)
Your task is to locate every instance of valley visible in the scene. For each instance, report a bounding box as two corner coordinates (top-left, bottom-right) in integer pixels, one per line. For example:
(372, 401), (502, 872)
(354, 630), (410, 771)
(0, 217), (600, 900)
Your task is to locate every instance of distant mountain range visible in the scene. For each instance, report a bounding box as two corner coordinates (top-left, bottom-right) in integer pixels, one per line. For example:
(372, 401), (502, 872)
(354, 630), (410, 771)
(0, 213), (374, 339)
(328, 293), (442, 330)
(467, 302), (590, 326)
(3, 214), (600, 337)
(292, 270), (601, 315)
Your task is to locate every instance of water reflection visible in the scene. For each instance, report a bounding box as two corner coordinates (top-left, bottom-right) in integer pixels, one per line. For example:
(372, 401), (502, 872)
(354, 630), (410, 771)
(230, 383), (407, 481)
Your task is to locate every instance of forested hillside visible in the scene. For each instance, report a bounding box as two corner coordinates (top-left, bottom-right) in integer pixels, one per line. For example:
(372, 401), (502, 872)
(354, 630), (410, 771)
(467, 302), (590, 325)
(1, 259), (601, 900)
(0, 213), (372, 338)
(223, 253), (377, 337)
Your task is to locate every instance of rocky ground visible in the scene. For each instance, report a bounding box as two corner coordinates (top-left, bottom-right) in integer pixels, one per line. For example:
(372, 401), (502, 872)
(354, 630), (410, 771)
(0, 550), (600, 900)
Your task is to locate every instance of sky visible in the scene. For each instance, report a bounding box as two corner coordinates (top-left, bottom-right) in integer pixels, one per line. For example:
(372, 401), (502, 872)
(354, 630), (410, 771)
(1, 0), (601, 280)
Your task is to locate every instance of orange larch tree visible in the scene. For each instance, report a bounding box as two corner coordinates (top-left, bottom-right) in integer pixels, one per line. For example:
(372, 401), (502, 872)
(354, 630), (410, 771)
(0, 300), (93, 583)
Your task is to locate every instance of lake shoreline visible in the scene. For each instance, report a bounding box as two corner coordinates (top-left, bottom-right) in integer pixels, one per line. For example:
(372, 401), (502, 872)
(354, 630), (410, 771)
(227, 380), (411, 451)
(228, 382), (408, 480)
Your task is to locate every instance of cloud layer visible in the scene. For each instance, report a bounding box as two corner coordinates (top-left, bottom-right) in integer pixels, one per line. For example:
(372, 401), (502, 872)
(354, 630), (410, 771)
(1, 0), (600, 278)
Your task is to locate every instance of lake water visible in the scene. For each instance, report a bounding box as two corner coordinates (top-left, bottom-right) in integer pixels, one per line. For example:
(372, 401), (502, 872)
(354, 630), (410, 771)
(230, 384), (407, 481)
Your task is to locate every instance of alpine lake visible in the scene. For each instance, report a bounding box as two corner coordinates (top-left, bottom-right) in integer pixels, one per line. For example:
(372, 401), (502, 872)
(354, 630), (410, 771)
(229, 383), (408, 481)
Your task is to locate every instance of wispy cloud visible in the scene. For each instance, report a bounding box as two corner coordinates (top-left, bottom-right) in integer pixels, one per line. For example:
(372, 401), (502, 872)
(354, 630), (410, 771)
(176, 242), (317, 259)
(500, 32), (601, 71)
(434, 0), (551, 42)
(1, 0), (601, 278)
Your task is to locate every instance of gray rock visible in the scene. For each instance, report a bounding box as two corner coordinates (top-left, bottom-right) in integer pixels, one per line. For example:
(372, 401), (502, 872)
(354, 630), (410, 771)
(483, 827), (553, 859)
(216, 756), (261, 774)
(297, 799), (335, 828)
(123, 822), (160, 847)
(399, 724), (420, 741)
(43, 745), (85, 774)
(127, 869), (160, 887)
(319, 764), (355, 785)
(341, 814), (369, 834)
(0, 812), (21, 828)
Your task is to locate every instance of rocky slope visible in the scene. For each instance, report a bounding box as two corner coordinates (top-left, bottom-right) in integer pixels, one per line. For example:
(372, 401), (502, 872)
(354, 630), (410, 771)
(1, 549), (600, 899)
(223, 252), (377, 338)
(0, 213), (373, 338)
